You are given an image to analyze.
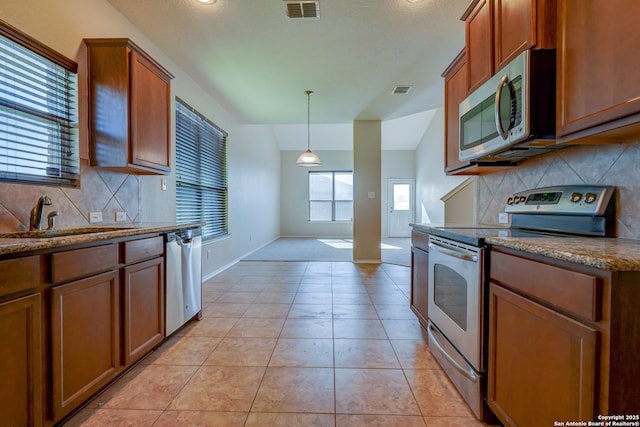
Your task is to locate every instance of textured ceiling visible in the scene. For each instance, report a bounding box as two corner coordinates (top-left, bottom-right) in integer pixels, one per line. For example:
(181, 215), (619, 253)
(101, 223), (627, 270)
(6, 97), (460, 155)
(106, 0), (468, 127)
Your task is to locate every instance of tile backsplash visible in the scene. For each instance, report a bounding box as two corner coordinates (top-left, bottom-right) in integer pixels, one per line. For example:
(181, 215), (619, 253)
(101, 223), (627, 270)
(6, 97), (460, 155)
(0, 160), (139, 231)
(477, 141), (640, 239)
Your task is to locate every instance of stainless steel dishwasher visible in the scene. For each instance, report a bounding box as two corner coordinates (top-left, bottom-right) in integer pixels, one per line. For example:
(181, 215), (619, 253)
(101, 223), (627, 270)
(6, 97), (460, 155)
(165, 228), (202, 336)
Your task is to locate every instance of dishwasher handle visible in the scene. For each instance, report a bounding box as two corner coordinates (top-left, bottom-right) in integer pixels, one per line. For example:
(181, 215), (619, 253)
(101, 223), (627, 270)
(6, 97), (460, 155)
(174, 228), (199, 246)
(177, 235), (193, 246)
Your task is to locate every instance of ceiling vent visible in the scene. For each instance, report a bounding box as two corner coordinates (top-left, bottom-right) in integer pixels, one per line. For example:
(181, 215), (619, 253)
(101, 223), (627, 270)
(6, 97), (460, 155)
(392, 85), (413, 95)
(284, 1), (320, 19)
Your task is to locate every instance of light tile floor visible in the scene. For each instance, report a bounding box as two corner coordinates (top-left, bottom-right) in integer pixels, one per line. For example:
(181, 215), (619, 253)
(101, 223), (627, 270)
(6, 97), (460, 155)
(65, 261), (490, 426)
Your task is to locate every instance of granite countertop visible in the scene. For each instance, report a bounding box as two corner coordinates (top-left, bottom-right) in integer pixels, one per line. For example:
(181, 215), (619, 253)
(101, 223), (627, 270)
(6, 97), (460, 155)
(0, 222), (204, 257)
(485, 236), (640, 272)
(411, 222), (640, 272)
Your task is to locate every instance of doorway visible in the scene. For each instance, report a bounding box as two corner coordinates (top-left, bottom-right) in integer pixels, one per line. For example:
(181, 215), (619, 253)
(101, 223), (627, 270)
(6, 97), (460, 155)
(387, 179), (414, 237)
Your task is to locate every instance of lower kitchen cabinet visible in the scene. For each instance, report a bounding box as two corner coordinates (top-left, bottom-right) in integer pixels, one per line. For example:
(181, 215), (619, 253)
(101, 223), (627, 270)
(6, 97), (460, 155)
(0, 293), (43, 427)
(489, 248), (640, 425)
(122, 256), (164, 365)
(410, 229), (429, 326)
(488, 284), (597, 426)
(50, 270), (120, 421)
(0, 232), (171, 425)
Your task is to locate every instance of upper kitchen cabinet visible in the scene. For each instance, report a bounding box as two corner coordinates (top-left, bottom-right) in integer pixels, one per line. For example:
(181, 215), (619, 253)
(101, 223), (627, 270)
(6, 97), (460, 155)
(556, 1), (640, 143)
(493, 0), (556, 71)
(462, 0), (556, 91)
(85, 39), (174, 174)
(443, 49), (470, 172)
(463, 0), (493, 92)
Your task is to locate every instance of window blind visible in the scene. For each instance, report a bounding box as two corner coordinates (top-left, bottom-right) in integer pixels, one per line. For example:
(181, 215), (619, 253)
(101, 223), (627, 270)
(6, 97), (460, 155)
(175, 98), (228, 239)
(0, 21), (79, 186)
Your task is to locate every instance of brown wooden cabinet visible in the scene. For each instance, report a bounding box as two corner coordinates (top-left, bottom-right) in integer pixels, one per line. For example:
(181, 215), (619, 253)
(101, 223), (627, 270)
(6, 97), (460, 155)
(464, 0), (493, 92)
(85, 38), (173, 174)
(489, 284), (597, 426)
(122, 237), (165, 365)
(462, 0), (555, 91)
(0, 233), (170, 425)
(493, 0), (556, 71)
(489, 248), (640, 425)
(0, 255), (44, 427)
(123, 258), (164, 365)
(0, 293), (43, 427)
(556, 0), (640, 142)
(50, 270), (120, 421)
(410, 229), (429, 327)
(49, 243), (120, 422)
(443, 50), (470, 173)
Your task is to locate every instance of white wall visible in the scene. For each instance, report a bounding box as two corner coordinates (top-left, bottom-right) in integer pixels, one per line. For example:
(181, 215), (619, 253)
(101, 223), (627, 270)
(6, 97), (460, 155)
(280, 150), (353, 237)
(381, 151), (416, 237)
(203, 125), (280, 277)
(415, 108), (468, 224)
(0, 0), (281, 277)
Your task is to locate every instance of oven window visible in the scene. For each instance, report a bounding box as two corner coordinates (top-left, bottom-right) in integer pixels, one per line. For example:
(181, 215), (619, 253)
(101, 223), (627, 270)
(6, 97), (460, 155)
(433, 264), (468, 331)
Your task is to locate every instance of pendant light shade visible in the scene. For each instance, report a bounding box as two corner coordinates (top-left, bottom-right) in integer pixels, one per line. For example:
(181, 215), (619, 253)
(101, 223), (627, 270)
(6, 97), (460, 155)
(296, 90), (322, 167)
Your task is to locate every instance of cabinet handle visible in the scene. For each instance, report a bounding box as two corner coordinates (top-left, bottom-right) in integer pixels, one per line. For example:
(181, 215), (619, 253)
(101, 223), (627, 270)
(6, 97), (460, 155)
(427, 322), (478, 383)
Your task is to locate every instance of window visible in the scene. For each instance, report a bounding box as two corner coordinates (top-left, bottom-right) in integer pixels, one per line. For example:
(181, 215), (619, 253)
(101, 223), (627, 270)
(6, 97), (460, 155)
(309, 171), (353, 222)
(175, 97), (228, 239)
(0, 21), (79, 186)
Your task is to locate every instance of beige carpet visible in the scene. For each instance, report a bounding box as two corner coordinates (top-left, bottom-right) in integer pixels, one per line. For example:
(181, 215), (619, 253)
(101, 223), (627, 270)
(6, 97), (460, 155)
(243, 237), (411, 266)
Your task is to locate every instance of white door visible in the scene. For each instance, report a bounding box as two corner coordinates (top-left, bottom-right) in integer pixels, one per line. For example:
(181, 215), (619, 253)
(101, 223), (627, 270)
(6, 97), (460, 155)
(388, 179), (414, 237)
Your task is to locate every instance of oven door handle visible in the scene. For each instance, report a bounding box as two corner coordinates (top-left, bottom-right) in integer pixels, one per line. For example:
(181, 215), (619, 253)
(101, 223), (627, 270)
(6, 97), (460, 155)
(427, 323), (478, 383)
(429, 242), (478, 262)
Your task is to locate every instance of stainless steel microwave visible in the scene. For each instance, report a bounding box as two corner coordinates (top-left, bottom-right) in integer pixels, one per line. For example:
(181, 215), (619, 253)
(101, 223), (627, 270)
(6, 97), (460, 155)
(458, 49), (557, 162)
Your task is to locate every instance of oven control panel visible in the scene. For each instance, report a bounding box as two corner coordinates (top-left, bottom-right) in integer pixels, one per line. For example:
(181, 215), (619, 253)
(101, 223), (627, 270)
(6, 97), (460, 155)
(504, 185), (615, 216)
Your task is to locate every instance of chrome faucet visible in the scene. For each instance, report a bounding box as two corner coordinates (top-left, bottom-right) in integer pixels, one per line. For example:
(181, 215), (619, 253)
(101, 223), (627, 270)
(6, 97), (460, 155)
(29, 195), (52, 231)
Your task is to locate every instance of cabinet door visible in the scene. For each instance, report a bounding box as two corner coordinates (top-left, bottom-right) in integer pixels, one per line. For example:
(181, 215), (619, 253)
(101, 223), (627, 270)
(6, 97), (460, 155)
(494, 0), (556, 72)
(557, 0), (640, 138)
(130, 49), (171, 172)
(0, 294), (42, 427)
(50, 271), (119, 421)
(488, 284), (597, 426)
(493, 0), (532, 70)
(443, 51), (470, 173)
(122, 257), (165, 366)
(410, 247), (429, 327)
(465, 0), (493, 92)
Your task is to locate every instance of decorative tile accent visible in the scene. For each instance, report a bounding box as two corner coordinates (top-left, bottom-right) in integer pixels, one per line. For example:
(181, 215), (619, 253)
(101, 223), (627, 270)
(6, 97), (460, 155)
(0, 160), (138, 231)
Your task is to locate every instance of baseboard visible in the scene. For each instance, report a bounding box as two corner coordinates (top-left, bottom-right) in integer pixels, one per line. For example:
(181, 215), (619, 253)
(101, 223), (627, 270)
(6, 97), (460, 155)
(202, 236), (279, 281)
(353, 259), (382, 264)
(202, 258), (238, 282)
(279, 235), (353, 239)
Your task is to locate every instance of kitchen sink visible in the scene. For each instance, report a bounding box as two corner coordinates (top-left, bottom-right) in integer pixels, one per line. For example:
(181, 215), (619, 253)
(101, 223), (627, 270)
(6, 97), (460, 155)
(0, 226), (136, 239)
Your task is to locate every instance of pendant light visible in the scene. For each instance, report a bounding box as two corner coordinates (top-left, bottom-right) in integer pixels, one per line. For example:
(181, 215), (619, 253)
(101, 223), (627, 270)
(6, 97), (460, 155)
(296, 90), (322, 167)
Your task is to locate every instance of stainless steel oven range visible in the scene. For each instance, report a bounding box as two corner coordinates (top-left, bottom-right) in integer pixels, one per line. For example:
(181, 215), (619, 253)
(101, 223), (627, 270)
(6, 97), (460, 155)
(424, 185), (616, 421)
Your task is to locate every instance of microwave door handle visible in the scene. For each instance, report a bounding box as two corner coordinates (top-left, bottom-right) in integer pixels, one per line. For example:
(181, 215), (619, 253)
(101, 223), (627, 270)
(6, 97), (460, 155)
(429, 242), (478, 262)
(495, 74), (510, 140)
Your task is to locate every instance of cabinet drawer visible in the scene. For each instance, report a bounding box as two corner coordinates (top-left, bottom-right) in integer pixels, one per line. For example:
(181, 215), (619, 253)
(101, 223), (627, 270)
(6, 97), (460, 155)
(51, 244), (119, 284)
(491, 251), (601, 321)
(411, 230), (430, 252)
(0, 256), (42, 297)
(123, 236), (163, 264)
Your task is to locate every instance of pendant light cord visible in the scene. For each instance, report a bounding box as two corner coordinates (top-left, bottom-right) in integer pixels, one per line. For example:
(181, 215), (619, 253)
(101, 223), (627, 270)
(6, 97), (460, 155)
(306, 90), (312, 151)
